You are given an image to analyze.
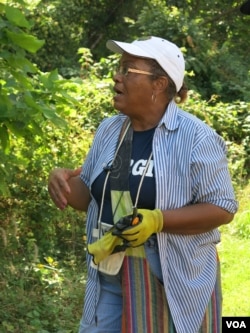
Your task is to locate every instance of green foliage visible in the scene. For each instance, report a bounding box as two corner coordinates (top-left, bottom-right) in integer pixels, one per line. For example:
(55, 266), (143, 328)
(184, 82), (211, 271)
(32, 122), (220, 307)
(182, 91), (250, 180)
(0, 239), (85, 332)
(6, 0), (249, 102)
(136, 0), (250, 102)
(27, 0), (87, 76)
(219, 233), (250, 316)
(28, 0), (146, 75)
(228, 181), (250, 240)
(0, 1), (82, 196)
(219, 181), (250, 316)
(0, 1), (249, 331)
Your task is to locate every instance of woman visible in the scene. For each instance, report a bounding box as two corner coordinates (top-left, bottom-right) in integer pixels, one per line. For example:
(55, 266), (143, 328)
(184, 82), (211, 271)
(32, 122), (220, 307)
(48, 36), (238, 333)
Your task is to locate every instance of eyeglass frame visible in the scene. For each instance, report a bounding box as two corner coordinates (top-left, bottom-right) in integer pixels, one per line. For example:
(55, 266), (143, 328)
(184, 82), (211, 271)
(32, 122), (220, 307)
(116, 66), (154, 77)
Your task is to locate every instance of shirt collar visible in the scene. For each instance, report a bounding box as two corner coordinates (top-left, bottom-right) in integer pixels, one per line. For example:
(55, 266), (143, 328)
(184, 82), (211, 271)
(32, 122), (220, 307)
(159, 100), (180, 131)
(118, 100), (181, 131)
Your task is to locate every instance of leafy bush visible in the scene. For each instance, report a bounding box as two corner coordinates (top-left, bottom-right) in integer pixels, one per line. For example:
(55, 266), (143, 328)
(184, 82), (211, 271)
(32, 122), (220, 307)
(0, 2), (79, 196)
(184, 91), (250, 180)
(136, 0), (250, 102)
(0, 51), (116, 332)
(0, 2), (249, 331)
(28, 0), (146, 74)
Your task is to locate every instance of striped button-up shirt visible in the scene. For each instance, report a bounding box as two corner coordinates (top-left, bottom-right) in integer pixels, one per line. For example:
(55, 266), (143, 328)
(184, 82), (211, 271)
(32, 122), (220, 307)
(80, 100), (238, 333)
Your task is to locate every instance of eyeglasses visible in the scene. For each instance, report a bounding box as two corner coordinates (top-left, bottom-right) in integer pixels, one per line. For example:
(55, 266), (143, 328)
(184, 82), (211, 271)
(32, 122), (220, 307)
(116, 66), (153, 77)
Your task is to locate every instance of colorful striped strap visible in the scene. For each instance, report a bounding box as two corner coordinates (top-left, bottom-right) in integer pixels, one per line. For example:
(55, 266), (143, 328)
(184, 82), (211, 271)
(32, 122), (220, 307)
(109, 120), (169, 332)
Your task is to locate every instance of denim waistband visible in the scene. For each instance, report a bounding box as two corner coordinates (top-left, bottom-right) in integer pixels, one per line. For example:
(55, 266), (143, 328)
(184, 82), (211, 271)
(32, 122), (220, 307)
(145, 234), (158, 248)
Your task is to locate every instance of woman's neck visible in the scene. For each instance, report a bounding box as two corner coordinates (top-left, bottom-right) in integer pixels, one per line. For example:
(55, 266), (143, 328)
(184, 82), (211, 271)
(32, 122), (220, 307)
(130, 102), (169, 131)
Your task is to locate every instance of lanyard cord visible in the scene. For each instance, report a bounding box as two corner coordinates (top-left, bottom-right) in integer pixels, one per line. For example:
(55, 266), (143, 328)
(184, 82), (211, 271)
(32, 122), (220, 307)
(133, 151), (153, 209)
(97, 120), (131, 229)
(97, 121), (153, 236)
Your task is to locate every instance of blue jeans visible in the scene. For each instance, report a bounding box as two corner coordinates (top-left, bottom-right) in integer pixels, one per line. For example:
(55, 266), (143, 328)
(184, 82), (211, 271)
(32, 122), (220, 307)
(78, 235), (163, 333)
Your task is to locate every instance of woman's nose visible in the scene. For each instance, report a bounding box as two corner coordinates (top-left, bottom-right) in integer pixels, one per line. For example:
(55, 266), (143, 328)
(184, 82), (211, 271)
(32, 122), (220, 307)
(113, 72), (122, 82)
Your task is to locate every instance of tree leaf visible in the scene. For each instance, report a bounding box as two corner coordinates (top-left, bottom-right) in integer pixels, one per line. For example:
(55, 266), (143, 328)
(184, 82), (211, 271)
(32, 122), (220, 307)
(0, 94), (12, 114)
(6, 30), (45, 53)
(0, 179), (10, 196)
(5, 52), (38, 73)
(0, 125), (10, 153)
(39, 70), (59, 90)
(42, 109), (67, 128)
(5, 5), (31, 29)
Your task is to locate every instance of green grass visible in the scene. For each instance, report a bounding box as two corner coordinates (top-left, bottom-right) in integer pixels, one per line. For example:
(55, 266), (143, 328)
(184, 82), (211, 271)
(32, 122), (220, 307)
(219, 180), (250, 316)
(219, 234), (250, 316)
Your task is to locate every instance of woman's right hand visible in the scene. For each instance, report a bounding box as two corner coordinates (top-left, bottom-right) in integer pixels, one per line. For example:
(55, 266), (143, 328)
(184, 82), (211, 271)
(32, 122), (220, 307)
(48, 167), (81, 210)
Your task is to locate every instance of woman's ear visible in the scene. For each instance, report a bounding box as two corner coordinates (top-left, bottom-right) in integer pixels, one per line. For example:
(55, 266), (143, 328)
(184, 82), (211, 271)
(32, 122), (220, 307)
(153, 76), (169, 94)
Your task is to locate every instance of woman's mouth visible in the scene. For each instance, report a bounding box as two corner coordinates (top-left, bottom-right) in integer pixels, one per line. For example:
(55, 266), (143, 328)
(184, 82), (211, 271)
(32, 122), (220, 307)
(114, 86), (123, 96)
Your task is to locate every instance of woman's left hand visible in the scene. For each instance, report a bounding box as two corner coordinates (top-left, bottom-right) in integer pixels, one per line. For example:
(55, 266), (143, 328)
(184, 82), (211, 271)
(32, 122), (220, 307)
(112, 209), (163, 247)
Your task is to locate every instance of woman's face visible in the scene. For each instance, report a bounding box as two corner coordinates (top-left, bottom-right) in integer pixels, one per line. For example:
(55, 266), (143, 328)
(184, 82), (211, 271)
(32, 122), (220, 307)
(112, 53), (155, 117)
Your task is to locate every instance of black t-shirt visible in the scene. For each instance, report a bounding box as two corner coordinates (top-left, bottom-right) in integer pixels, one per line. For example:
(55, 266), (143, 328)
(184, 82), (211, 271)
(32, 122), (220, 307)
(91, 127), (156, 224)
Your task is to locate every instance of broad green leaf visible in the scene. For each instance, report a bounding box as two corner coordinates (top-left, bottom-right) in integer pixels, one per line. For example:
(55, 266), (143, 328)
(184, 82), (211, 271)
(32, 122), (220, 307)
(0, 94), (12, 113)
(6, 121), (27, 138)
(28, 120), (43, 137)
(0, 125), (10, 153)
(42, 108), (56, 120)
(23, 92), (41, 111)
(5, 6), (31, 29)
(0, 15), (7, 29)
(39, 70), (59, 90)
(49, 116), (68, 128)
(5, 52), (38, 73)
(48, 69), (59, 82)
(56, 90), (79, 104)
(0, 179), (10, 197)
(10, 69), (33, 89)
(6, 30), (45, 53)
(42, 109), (67, 128)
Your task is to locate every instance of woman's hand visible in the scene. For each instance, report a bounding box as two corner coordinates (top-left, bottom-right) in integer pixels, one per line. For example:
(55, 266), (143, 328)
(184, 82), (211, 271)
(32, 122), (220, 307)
(112, 209), (163, 246)
(48, 167), (81, 210)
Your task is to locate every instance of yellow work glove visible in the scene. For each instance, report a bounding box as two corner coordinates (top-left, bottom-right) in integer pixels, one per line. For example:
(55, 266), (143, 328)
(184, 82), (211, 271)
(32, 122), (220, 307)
(87, 229), (128, 265)
(112, 209), (163, 247)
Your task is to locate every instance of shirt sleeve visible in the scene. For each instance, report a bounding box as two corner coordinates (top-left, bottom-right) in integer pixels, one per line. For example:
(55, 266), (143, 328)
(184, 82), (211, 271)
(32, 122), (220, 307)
(79, 121), (105, 188)
(190, 133), (238, 213)
(79, 115), (124, 189)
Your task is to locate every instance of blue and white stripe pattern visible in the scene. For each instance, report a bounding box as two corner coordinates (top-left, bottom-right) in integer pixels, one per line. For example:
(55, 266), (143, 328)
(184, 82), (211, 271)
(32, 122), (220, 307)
(79, 100), (238, 333)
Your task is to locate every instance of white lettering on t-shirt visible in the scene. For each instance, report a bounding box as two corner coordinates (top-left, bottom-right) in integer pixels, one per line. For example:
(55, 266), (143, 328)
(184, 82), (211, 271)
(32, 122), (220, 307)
(130, 159), (154, 177)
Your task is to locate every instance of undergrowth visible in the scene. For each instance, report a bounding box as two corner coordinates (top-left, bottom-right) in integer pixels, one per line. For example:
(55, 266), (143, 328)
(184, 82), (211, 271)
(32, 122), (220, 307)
(0, 182), (249, 331)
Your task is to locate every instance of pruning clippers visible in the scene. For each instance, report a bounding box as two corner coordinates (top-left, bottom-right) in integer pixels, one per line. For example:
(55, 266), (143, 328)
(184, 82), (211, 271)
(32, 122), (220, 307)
(131, 206), (140, 226)
(112, 206), (141, 237)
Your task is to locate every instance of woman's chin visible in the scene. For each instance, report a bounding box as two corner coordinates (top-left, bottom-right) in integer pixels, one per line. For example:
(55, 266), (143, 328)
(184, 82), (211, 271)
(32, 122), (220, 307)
(113, 95), (125, 111)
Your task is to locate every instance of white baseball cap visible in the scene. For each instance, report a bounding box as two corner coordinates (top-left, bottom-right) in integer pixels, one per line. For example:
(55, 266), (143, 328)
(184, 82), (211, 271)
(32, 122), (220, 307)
(106, 36), (185, 92)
